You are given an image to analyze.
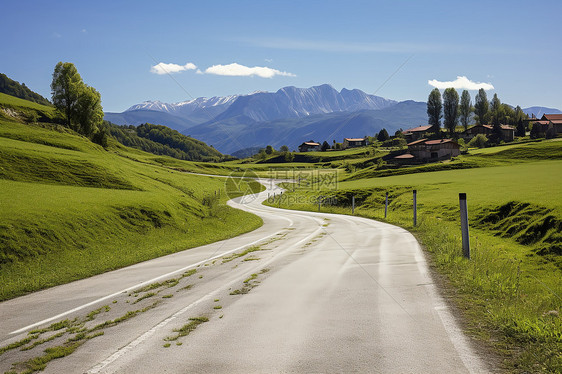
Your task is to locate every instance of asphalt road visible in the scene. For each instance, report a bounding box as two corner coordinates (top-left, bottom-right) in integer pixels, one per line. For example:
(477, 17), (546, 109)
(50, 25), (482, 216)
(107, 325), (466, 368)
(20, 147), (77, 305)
(0, 179), (490, 373)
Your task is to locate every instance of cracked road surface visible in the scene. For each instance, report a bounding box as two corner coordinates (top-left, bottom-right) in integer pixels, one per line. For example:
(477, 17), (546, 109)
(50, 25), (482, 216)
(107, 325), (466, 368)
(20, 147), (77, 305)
(0, 179), (490, 373)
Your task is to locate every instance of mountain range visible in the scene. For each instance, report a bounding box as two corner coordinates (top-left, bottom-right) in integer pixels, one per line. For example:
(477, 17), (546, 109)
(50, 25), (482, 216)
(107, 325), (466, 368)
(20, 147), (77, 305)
(104, 84), (560, 155)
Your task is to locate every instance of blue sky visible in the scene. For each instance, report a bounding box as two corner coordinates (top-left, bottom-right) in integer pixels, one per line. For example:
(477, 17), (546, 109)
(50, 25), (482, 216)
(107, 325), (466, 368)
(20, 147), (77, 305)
(2, 0), (561, 112)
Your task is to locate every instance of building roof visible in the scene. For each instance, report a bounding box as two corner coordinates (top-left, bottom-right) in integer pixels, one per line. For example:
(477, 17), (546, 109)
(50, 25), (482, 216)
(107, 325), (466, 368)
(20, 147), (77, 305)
(542, 114), (562, 121)
(424, 139), (457, 145)
(466, 124), (514, 131)
(394, 153), (415, 159)
(403, 125), (432, 133)
(406, 139), (427, 146)
(344, 138), (365, 142)
(407, 138), (459, 147)
(301, 142), (320, 146)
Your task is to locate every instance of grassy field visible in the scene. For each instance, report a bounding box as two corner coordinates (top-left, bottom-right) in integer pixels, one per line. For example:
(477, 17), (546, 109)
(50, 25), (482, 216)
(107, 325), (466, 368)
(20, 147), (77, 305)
(264, 141), (562, 373)
(0, 111), (263, 301)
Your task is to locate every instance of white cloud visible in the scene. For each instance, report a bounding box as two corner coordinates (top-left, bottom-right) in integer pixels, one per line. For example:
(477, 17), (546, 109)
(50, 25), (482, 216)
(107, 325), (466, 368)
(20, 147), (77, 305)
(150, 62), (197, 75)
(204, 63), (295, 78)
(428, 76), (494, 90)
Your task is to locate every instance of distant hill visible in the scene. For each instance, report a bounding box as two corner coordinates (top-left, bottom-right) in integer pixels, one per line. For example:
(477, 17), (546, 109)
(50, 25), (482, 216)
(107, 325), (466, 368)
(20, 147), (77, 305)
(187, 100), (427, 154)
(104, 109), (197, 133)
(523, 106), (562, 118)
(0, 73), (51, 106)
(104, 122), (226, 162)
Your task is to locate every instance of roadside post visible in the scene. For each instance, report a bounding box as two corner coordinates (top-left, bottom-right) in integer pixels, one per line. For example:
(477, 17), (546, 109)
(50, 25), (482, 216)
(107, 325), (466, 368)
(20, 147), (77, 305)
(352, 195), (355, 215)
(459, 193), (470, 259)
(413, 190), (417, 226)
(318, 196), (321, 212)
(385, 192), (388, 218)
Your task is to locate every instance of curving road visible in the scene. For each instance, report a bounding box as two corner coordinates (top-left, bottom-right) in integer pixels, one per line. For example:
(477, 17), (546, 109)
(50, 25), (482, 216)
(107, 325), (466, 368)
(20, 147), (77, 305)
(0, 179), (490, 373)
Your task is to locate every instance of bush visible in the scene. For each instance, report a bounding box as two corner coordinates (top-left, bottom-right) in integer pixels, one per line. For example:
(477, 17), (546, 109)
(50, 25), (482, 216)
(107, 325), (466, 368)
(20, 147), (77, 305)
(468, 134), (488, 148)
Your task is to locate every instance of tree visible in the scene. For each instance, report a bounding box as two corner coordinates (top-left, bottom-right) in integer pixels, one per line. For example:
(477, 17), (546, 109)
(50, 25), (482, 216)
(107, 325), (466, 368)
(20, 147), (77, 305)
(516, 118), (526, 137)
(489, 93), (504, 143)
(279, 145), (289, 152)
(51, 62), (103, 138)
(427, 88), (442, 133)
(377, 128), (389, 142)
(459, 90), (472, 131)
(443, 88), (459, 136)
(76, 85), (103, 137)
(265, 145), (274, 155)
(321, 141), (330, 152)
(474, 88), (489, 125)
(51, 62), (82, 129)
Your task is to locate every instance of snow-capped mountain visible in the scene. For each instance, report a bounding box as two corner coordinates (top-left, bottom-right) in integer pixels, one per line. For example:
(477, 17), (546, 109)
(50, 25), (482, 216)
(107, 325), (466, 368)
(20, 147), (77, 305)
(104, 84), (409, 154)
(205, 84), (397, 123)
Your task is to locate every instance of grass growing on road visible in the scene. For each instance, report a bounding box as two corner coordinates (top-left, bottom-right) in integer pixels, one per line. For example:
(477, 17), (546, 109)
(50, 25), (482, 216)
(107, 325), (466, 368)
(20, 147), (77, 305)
(265, 152), (562, 373)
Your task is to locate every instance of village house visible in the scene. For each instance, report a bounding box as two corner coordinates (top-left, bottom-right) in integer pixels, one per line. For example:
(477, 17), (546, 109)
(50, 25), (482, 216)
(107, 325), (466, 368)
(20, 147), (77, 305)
(342, 137), (367, 149)
(394, 138), (460, 163)
(298, 141), (321, 152)
(462, 124), (515, 142)
(531, 114), (562, 136)
(402, 125), (432, 142)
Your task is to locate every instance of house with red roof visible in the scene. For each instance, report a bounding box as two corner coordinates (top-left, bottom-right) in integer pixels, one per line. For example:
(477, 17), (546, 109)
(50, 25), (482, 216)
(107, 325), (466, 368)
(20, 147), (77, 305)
(532, 114), (562, 136)
(342, 137), (367, 149)
(463, 124), (515, 142)
(402, 125), (433, 142)
(394, 138), (460, 163)
(298, 141), (321, 152)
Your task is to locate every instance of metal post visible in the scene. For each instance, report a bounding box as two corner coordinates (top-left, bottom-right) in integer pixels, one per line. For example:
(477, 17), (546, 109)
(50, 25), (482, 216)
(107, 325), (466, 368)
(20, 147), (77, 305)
(385, 192), (388, 218)
(352, 195), (355, 215)
(413, 190), (417, 226)
(459, 193), (470, 259)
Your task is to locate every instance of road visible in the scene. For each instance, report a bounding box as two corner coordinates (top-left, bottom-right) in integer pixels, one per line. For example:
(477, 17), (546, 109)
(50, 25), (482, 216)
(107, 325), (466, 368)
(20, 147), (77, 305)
(0, 179), (490, 373)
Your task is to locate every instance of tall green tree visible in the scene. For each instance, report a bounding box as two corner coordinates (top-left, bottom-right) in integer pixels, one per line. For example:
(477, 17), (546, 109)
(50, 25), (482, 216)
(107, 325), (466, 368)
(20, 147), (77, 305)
(490, 93), (503, 127)
(459, 90), (472, 131)
(51, 62), (103, 138)
(76, 85), (103, 137)
(427, 88), (442, 133)
(474, 88), (489, 125)
(51, 62), (82, 129)
(443, 88), (459, 136)
(489, 93), (504, 142)
(377, 128), (389, 142)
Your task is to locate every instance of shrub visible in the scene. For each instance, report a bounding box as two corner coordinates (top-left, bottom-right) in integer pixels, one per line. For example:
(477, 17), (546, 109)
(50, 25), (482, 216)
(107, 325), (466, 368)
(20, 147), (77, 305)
(468, 134), (488, 148)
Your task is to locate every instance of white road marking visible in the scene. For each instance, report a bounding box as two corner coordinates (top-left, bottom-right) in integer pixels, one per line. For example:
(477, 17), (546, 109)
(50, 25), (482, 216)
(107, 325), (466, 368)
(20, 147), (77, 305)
(9, 227), (289, 336)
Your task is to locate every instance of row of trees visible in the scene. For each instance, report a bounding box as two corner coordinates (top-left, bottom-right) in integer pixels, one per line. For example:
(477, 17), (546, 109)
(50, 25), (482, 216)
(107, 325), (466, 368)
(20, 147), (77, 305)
(0, 73), (51, 105)
(427, 87), (528, 140)
(107, 122), (226, 162)
(51, 62), (106, 145)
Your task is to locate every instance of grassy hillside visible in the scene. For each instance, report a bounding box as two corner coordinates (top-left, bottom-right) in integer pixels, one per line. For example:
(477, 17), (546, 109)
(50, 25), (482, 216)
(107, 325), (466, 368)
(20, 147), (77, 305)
(0, 73), (51, 106)
(264, 141), (562, 373)
(0, 98), (263, 301)
(106, 122), (228, 162)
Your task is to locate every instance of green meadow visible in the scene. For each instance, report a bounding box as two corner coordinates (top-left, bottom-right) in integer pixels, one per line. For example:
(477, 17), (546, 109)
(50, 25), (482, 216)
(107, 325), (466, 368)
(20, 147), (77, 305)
(0, 105), (263, 301)
(265, 141), (562, 373)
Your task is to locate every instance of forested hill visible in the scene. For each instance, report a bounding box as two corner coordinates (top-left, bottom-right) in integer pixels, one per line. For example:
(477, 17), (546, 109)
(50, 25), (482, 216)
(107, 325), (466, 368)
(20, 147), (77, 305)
(105, 122), (228, 162)
(0, 73), (51, 106)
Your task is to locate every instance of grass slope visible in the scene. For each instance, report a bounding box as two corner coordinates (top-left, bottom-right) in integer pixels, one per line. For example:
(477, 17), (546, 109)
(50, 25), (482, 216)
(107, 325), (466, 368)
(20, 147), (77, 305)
(264, 142), (562, 372)
(0, 106), (263, 300)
